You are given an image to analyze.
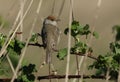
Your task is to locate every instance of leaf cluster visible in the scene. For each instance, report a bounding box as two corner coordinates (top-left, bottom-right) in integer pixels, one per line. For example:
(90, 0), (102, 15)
(7, 39), (25, 55)
(0, 33), (25, 75)
(89, 31), (120, 79)
(17, 64), (37, 82)
(29, 33), (39, 43)
(57, 21), (97, 60)
(89, 53), (119, 78)
(64, 21), (91, 38)
(71, 41), (88, 54)
(57, 48), (67, 60)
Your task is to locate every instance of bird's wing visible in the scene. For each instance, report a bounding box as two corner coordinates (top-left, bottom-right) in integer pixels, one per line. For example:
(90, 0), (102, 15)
(41, 26), (47, 49)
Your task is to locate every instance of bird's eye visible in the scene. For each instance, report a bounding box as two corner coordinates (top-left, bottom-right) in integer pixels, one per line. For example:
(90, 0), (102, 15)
(51, 19), (54, 21)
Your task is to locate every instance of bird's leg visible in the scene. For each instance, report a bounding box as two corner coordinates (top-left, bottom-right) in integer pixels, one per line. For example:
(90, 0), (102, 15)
(50, 63), (58, 82)
(39, 61), (46, 68)
(50, 63), (57, 75)
(49, 62), (52, 82)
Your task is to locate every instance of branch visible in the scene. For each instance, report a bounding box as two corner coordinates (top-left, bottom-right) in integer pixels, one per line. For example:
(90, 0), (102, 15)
(27, 42), (98, 60)
(71, 52), (98, 60)
(28, 42), (43, 47)
(0, 75), (105, 81)
(37, 75), (105, 80)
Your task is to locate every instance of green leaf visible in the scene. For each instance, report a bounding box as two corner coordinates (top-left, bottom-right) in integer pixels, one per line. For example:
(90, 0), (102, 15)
(0, 69), (5, 75)
(112, 25), (120, 41)
(84, 24), (89, 30)
(8, 52), (19, 68)
(7, 38), (25, 55)
(93, 31), (99, 39)
(71, 41), (88, 54)
(18, 64), (37, 82)
(0, 33), (6, 49)
(57, 48), (67, 60)
(30, 33), (38, 43)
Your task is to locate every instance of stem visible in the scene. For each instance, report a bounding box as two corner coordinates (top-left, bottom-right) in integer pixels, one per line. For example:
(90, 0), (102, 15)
(105, 67), (110, 82)
(65, 0), (73, 82)
(74, 37), (80, 82)
(117, 67), (120, 82)
(76, 55), (79, 75)
(79, 53), (88, 82)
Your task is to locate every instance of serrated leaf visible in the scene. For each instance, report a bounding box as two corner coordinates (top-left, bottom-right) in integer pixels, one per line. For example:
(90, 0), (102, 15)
(93, 31), (99, 39)
(57, 48), (67, 60)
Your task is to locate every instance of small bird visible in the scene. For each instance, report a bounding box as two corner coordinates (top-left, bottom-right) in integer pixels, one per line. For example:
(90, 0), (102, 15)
(41, 15), (61, 64)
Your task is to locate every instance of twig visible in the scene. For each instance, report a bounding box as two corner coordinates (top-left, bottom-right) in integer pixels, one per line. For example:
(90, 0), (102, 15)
(37, 75), (105, 80)
(0, 75), (105, 81)
(22, 42), (98, 60)
(75, 55), (80, 82)
(72, 56), (84, 82)
(28, 42), (43, 47)
(71, 52), (98, 60)
(25, 42), (98, 60)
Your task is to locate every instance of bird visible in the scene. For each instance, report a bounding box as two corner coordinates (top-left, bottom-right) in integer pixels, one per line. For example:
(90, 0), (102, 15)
(41, 15), (61, 64)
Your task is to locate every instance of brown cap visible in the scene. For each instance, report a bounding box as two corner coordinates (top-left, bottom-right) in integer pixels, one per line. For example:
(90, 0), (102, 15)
(47, 15), (56, 21)
(46, 15), (60, 21)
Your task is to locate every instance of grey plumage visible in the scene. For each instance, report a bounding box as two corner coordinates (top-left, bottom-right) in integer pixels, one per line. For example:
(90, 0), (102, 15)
(41, 17), (60, 64)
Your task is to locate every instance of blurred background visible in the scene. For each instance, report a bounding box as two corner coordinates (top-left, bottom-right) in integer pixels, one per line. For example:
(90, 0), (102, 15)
(0, 0), (120, 82)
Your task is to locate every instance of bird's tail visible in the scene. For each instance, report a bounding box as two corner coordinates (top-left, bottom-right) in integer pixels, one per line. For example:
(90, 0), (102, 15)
(46, 47), (52, 64)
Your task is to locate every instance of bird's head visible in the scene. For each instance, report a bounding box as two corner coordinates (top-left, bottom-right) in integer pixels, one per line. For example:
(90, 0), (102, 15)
(44, 15), (60, 26)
